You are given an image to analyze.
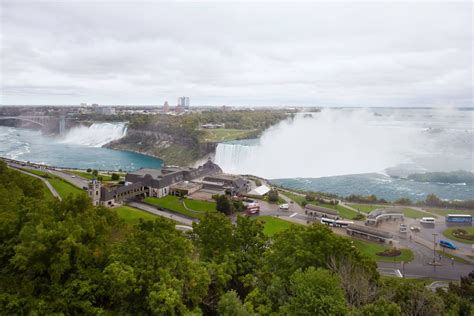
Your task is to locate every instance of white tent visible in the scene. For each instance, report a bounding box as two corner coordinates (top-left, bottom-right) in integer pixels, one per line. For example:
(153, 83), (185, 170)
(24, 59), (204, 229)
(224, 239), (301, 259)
(248, 185), (271, 197)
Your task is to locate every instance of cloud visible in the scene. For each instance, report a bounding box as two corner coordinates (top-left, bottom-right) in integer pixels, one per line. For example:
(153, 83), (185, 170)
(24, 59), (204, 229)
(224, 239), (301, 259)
(0, 1), (472, 106)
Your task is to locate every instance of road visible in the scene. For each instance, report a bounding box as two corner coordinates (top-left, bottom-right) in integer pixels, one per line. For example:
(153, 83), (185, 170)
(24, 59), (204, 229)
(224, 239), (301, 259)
(378, 259), (473, 281)
(6, 160), (89, 189)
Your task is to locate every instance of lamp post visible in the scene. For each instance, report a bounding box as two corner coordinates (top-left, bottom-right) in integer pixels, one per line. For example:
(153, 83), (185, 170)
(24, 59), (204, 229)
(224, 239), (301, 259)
(432, 233), (438, 264)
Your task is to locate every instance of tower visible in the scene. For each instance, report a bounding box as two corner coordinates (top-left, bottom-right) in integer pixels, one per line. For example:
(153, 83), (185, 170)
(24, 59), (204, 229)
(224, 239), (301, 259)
(88, 179), (101, 206)
(163, 101), (169, 112)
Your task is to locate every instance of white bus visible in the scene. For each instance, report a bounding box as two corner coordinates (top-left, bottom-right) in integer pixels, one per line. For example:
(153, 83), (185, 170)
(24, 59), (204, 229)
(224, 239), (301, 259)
(334, 220), (354, 228)
(420, 217), (436, 224)
(320, 218), (336, 226)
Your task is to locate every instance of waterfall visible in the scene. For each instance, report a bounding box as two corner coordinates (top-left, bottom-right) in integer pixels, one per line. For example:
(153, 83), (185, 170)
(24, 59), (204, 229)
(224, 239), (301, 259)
(214, 142), (256, 175)
(60, 122), (128, 147)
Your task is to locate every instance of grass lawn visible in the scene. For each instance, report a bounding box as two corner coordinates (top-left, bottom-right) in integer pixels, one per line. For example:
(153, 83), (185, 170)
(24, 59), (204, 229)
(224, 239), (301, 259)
(352, 239), (414, 263)
(65, 170), (114, 181)
(256, 216), (294, 237)
(20, 168), (86, 199)
(436, 250), (472, 264)
(442, 227), (474, 244)
(280, 190), (359, 219)
(309, 201), (361, 220)
(348, 204), (386, 213)
(199, 128), (258, 143)
(279, 191), (306, 205)
(402, 208), (437, 219)
(114, 205), (158, 225)
(48, 177), (86, 199)
(184, 199), (217, 212)
(426, 208), (474, 217)
(145, 196), (216, 219)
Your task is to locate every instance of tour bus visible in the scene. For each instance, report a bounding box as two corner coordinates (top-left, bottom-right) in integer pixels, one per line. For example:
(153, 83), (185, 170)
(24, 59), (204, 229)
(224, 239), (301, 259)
(446, 214), (472, 224)
(320, 218), (336, 226)
(420, 217), (436, 224)
(334, 220), (354, 228)
(439, 240), (457, 250)
(320, 218), (353, 228)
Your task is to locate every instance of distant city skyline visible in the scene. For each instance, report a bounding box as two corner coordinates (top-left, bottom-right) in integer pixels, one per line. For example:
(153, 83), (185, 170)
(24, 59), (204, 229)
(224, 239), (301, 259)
(1, 1), (472, 107)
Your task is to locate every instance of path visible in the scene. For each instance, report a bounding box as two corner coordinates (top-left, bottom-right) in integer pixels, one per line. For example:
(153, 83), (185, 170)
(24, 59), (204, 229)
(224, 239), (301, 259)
(127, 201), (196, 226)
(10, 166), (62, 200)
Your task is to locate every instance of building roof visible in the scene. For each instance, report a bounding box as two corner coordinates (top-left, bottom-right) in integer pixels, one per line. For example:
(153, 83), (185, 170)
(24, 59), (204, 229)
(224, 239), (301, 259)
(305, 204), (340, 216)
(347, 224), (392, 239)
(367, 207), (404, 219)
(248, 185), (271, 196)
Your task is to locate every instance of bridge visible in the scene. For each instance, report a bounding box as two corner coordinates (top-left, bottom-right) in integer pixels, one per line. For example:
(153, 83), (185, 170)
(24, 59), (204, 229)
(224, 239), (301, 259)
(0, 115), (66, 134)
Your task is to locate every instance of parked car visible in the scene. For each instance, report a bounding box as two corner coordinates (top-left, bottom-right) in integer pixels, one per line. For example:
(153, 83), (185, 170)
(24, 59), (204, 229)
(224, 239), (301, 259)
(439, 240), (457, 250)
(410, 226), (420, 232)
(279, 203), (289, 210)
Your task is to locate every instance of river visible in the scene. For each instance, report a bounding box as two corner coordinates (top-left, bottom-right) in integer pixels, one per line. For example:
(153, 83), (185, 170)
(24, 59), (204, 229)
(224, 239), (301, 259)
(1, 108), (472, 201)
(0, 123), (163, 171)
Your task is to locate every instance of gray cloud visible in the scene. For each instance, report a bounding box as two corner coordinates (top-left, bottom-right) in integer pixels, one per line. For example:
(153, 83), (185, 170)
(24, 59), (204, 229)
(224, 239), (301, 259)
(0, 1), (472, 106)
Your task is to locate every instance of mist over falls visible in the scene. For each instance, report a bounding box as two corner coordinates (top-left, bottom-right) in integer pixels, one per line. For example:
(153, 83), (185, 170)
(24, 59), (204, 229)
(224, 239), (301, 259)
(214, 108), (474, 179)
(60, 122), (128, 147)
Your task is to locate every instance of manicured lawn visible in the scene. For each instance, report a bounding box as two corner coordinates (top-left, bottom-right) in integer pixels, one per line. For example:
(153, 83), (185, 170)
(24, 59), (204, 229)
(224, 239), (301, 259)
(184, 199), (217, 212)
(402, 208), (436, 219)
(280, 191), (359, 220)
(426, 208), (474, 217)
(200, 128), (258, 143)
(442, 227), (474, 244)
(436, 250), (472, 264)
(256, 216), (294, 237)
(352, 239), (414, 263)
(48, 177), (86, 199)
(348, 204), (386, 213)
(279, 191), (306, 205)
(65, 170), (114, 181)
(114, 205), (158, 225)
(20, 168), (86, 199)
(309, 201), (360, 220)
(145, 196), (216, 219)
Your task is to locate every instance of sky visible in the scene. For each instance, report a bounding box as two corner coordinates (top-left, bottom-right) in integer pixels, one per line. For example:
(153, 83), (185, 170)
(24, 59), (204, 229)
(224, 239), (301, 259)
(0, 1), (472, 107)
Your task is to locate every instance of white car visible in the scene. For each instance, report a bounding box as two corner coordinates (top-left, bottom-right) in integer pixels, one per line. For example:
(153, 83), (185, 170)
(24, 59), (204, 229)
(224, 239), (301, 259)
(279, 203), (289, 210)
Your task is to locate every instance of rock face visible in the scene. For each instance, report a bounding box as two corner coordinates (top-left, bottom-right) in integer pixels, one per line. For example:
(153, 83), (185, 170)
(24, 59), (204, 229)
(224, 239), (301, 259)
(104, 129), (217, 166)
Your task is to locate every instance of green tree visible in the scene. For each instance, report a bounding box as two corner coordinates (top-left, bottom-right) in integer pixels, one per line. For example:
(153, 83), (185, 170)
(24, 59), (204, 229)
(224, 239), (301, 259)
(353, 299), (402, 316)
(105, 218), (209, 314)
(267, 189), (279, 202)
(218, 291), (253, 316)
(86, 168), (92, 173)
(282, 267), (348, 315)
(191, 212), (234, 262)
(391, 282), (444, 316)
(215, 195), (234, 215)
(92, 169), (98, 177)
(111, 173), (120, 181)
(425, 193), (443, 207)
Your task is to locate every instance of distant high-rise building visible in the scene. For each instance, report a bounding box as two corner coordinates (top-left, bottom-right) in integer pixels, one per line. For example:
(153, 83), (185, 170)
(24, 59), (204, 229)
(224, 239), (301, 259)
(163, 101), (170, 112)
(177, 96), (190, 110)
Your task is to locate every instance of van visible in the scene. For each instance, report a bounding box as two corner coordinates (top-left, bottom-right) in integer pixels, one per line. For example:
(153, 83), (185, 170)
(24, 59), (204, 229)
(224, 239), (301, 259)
(439, 240), (457, 250)
(420, 217), (436, 224)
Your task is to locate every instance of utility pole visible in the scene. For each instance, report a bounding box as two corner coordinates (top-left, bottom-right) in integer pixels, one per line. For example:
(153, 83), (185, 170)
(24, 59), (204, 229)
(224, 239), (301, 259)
(432, 233), (438, 264)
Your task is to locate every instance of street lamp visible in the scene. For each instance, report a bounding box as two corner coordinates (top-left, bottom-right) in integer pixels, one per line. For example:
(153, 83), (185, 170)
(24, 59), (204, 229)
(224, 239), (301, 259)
(432, 233), (438, 264)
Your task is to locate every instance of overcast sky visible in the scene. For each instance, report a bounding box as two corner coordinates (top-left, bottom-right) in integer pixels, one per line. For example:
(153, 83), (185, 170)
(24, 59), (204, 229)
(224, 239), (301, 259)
(0, 1), (472, 107)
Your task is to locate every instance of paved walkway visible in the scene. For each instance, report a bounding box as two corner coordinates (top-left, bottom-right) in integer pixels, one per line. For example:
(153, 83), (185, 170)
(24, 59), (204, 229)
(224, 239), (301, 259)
(127, 201), (196, 226)
(10, 166), (62, 200)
